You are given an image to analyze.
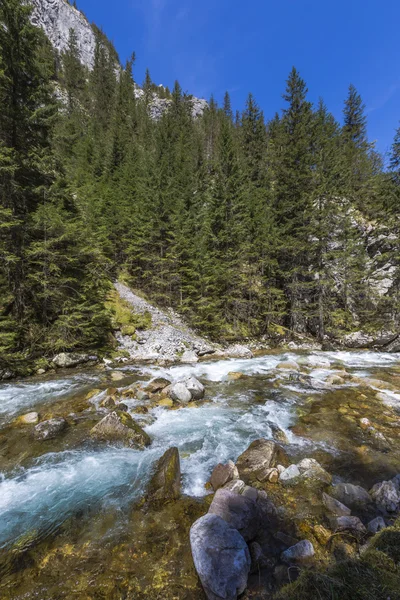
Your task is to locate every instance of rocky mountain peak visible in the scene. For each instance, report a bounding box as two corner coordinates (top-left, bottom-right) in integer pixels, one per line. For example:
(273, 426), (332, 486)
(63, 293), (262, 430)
(31, 0), (96, 69)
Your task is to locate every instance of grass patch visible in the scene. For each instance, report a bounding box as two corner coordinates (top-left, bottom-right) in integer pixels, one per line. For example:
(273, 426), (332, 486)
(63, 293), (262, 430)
(105, 291), (152, 339)
(275, 521), (400, 600)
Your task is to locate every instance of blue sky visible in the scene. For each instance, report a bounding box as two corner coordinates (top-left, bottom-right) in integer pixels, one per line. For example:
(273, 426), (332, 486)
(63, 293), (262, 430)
(78, 0), (400, 157)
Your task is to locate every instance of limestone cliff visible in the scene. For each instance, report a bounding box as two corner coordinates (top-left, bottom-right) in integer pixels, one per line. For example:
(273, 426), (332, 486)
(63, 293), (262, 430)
(31, 0), (96, 68)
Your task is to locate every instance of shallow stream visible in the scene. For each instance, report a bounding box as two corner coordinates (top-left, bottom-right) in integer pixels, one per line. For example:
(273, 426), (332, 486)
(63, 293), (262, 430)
(0, 350), (400, 598)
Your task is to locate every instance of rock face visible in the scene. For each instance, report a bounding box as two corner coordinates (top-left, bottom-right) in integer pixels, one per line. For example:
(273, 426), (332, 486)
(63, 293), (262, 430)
(34, 417), (67, 440)
(31, 0), (96, 68)
(210, 461), (239, 492)
(147, 447), (181, 504)
(236, 439), (286, 483)
(90, 411), (151, 448)
(52, 352), (90, 368)
(190, 514), (251, 600)
(208, 488), (260, 542)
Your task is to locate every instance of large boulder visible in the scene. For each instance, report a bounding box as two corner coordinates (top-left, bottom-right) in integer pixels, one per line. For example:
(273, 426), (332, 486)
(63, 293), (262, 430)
(208, 488), (260, 542)
(236, 439), (287, 483)
(34, 417), (67, 440)
(147, 447), (181, 504)
(210, 461), (239, 492)
(90, 411), (151, 448)
(190, 514), (251, 600)
(169, 382), (192, 404)
(322, 492), (351, 516)
(370, 480), (400, 513)
(329, 483), (372, 510)
(331, 516), (367, 536)
(144, 378), (171, 394)
(52, 352), (91, 368)
(184, 377), (205, 400)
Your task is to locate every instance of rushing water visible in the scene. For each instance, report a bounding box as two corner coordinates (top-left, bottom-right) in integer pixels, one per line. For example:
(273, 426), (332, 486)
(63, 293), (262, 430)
(0, 350), (399, 588)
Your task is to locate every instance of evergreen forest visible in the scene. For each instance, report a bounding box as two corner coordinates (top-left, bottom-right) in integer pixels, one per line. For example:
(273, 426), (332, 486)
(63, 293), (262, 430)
(1, 0), (400, 368)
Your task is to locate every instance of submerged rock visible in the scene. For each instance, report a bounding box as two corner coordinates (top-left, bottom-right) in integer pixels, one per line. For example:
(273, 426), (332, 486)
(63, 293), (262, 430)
(110, 371), (125, 382)
(34, 417), (67, 440)
(190, 513), (251, 600)
(277, 361), (300, 371)
(147, 447), (181, 504)
(236, 439), (287, 483)
(322, 492), (351, 516)
(208, 488), (260, 542)
(370, 480), (400, 513)
(16, 412), (39, 425)
(210, 461), (239, 492)
(329, 483), (372, 510)
(281, 540), (315, 564)
(90, 411), (151, 448)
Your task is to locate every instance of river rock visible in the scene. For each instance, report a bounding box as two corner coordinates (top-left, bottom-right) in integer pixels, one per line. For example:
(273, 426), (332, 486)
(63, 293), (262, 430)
(144, 377), (171, 394)
(210, 461), (239, 492)
(332, 516), (367, 535)
(223, 479), (246, 494)
(277, 361), (300, 371)
(279, 464), (301, 484)
(370, 480), (400, 513)
(297, 458), (322, 472)
(281, 540), (315, 564)
(17, 412), (39, 425)
(136, 390), (150, 401)
(367, 516), (386, 534)
(180, 350), (199, 363)
(100, 396), (117, 409)
(52, 352), (90, 368)
(208, 488), (260, 542)
(147, 447), (181, 504)
(90, 411), (151, 448)
(225, 344), (253, 359)
(184, 377), (205, 400)
(169, 382), (192, 404)
(236, 439), (287, 483)
(228, 372), (246, 380)
(322, 492), (351, 516)
(34, 417), (67, 440)
(110, 371), (125, 382)
(190, 514), (251, 600)
(329, 483), (372, 510)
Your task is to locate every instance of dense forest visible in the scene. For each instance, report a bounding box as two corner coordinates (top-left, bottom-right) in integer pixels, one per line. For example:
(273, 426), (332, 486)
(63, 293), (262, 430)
(1, 0), (399, 367)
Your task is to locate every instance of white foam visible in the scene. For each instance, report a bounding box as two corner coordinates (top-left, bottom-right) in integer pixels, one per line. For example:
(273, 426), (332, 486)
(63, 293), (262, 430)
(0, 374), (100, 424)
(0, 448), (158, 548)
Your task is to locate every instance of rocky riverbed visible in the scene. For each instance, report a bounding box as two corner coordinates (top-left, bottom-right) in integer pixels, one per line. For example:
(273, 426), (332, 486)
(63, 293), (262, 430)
(0, 349), (399, 598)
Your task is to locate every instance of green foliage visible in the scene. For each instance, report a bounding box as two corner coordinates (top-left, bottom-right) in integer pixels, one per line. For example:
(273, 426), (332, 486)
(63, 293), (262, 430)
(1, 0), (399, 364)
(274, 520), (400, 600)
